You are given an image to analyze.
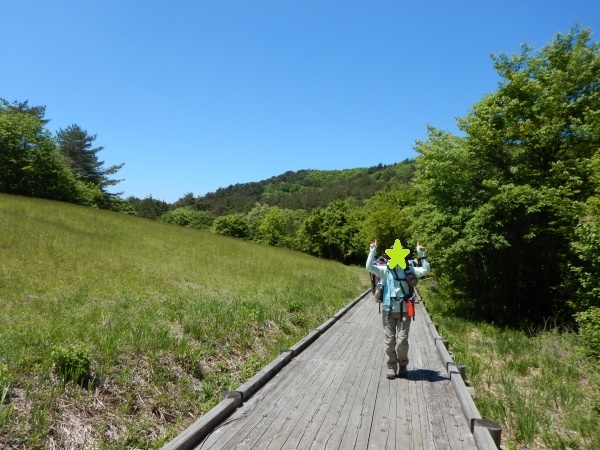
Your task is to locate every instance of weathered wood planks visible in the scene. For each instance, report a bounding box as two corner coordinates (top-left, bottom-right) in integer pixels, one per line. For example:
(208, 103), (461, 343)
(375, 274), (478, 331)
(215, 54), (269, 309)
(194, 294), (479, 449)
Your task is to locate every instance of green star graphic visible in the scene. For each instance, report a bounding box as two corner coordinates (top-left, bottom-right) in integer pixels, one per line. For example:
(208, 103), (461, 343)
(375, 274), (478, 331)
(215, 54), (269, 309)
(385, 239), (410, 269)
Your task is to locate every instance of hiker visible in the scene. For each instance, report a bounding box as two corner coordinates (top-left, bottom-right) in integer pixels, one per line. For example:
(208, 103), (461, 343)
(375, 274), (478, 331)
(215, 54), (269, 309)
(366, 240), (430, 379)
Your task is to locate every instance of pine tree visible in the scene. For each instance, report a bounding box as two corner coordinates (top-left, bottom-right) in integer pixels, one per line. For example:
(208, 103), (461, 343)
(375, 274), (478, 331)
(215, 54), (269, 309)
(55, 124), (124, 194)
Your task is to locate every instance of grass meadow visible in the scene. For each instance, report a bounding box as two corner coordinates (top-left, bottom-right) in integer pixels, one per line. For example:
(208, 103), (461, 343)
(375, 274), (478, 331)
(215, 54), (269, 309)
(0, 194), (369, 449)
(418, 281), (600, 450)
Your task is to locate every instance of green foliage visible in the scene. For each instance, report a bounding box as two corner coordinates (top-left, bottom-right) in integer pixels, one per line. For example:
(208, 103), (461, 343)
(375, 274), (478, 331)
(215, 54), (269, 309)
(411, 25), (600, 323)
(127, 195), (170, 220)
(298, 199), (366, 264)
(0, 100), (85, 203)
(159, 206), (214, 230)
(212, 213), (250, 239)
(0, 99), (124, 208)
(193, 162), (415, 215)
(102, 196), (139, 216)
(575, 307), (600, 358)
(259, 208), (306, 248)
(55, 124), (124, 193)
(362, 185), (416, 249)
(50, 342), (92, 385)
(570, 153), (600, 316)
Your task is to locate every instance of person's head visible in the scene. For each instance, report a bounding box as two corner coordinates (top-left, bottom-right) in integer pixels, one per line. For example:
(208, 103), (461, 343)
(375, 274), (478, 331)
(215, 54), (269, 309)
(377, 256), (386, 265)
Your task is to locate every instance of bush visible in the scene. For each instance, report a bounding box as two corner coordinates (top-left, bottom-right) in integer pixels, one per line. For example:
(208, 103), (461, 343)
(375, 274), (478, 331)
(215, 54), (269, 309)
(575, 306), (600, 358)
(51, 342), (92, 385)
(160, 206), (213, 229)
(212, 213), (250, 238)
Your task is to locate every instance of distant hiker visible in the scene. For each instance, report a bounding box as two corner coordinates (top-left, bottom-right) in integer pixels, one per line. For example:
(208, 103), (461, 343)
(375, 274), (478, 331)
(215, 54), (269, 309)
(366, 240), (430, 379)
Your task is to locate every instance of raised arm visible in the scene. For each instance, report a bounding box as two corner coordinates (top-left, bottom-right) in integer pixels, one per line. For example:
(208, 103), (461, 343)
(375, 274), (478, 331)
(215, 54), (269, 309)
(413, 242), (430, 278)
(366, 240), (386, 278)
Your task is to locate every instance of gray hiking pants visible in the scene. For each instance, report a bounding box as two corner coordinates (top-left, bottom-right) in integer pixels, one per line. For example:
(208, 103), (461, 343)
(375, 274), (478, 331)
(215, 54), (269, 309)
(382, 311), (412, 369)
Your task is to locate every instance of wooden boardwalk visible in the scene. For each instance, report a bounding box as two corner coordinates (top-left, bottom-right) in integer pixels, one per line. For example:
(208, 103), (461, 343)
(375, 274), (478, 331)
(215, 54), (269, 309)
(194, 294), (479, 450)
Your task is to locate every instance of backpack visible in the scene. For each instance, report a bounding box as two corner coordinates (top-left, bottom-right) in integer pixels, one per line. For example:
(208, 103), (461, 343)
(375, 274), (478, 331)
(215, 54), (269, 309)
(388, 266), (418, 319)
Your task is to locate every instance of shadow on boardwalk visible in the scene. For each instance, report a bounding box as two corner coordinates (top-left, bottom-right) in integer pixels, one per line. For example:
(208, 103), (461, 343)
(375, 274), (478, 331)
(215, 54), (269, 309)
(192, 293), (479, 450)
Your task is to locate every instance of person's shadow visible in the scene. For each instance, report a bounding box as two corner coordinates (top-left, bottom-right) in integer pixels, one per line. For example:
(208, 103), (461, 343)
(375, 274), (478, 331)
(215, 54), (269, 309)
(407, 368), (449, 382)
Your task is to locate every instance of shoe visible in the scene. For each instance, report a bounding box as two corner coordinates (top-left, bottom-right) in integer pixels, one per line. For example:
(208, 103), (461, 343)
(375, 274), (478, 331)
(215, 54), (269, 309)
(398, 365), (407, 378)
(386, 368), (396, 379)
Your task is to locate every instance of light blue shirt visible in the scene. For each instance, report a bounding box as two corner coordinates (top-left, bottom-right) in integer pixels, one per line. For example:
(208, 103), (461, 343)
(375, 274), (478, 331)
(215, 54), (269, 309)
(366, 247), (430, 312)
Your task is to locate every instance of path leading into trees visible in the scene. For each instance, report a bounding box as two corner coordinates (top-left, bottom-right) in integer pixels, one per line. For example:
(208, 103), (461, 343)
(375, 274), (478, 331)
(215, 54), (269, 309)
(164, 291), (498, 450)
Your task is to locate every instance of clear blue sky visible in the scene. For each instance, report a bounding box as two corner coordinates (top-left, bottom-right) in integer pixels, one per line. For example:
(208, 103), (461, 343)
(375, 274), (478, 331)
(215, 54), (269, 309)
(3, 1), (599, 203)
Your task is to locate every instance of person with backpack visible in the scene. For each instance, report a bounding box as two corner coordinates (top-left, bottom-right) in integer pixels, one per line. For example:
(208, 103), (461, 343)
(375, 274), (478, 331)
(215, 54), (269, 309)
(366, 240), (430, 379)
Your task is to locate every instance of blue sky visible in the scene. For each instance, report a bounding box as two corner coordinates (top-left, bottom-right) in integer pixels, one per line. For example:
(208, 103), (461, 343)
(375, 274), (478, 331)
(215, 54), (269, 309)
(2, 1), (599, 203)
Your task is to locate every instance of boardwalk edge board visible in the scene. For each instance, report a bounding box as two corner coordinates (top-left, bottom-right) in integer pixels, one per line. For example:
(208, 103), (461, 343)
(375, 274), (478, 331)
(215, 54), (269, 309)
(161, 397), (238, 450)
(161, 289), (371, 450)
(418, 294), (502, 449)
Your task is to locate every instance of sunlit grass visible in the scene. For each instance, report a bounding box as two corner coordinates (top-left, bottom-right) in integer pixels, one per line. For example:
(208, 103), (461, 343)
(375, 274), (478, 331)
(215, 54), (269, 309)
(418, 281), (600, 450)
(0, 194), (369, 448)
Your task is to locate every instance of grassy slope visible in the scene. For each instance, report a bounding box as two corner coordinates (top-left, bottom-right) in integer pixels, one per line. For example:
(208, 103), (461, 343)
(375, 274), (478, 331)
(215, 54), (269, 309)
(0, 194), (369, 449)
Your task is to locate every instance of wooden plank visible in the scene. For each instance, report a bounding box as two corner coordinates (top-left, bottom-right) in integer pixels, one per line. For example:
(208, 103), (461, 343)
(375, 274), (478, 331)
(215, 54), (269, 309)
(292, 323), (375, 448)
(407, 317), (429, 449)
(395, 367), (413, 448)
(197, 356), (324, 449)
(273, 322), (371, 448)
(441, 377), (479, 449)
(387, 367), (398, 449)
(314, 324), (380, 449)
(368, 361), (392, 449)
(237, 331), (353, 449)
(353, 350), (385, 449)
(337, 324), (382, 449)
(199, 311), (355, 449)
(191, 294), (480, 450)
(258, 314), (369, 449)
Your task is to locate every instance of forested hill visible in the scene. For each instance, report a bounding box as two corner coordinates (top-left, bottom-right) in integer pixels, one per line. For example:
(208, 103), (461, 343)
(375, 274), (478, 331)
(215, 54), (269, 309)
(177, 159), (415, 215)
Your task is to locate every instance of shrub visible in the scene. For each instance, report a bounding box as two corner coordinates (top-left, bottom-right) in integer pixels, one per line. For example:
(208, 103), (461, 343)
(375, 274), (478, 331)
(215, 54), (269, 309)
(575, 306), (600, 358)
(212, 213), (250, 238)
(160, 206), (213, 229)
(51, 342), (92, 385)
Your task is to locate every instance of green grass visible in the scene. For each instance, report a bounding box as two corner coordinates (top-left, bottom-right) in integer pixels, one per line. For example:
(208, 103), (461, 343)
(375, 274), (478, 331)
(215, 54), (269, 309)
(0, 194), (369, 448)
(418, 281), (600, 450)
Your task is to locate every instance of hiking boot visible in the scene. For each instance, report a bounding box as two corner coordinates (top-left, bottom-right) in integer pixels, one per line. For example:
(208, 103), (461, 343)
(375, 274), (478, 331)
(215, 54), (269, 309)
(386, 367), (396, 379)
(398, 365), (407, 378)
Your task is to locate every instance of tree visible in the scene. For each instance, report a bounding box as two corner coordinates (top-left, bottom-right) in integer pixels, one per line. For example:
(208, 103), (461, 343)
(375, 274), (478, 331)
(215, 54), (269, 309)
(173, 192), (196, 208)
(127, 195), (171, 220)
(412, 25), (600, 323)
(2, 99), (49, 125)
(298, 200), (366, 264)
(362, 185), (416, 250)
(0, 99), (95, 203)
(56, 124), (124, 194)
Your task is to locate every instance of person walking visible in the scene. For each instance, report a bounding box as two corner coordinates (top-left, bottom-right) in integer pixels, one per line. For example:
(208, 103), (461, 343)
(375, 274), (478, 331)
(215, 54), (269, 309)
(366, 240), (430, 379)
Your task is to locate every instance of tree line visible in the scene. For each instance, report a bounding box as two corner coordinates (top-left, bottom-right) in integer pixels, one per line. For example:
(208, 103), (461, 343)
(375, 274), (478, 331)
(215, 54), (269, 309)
(0, 99), (132, 213)
(1, 24), (598, 356)
(406, 25), (600, 355)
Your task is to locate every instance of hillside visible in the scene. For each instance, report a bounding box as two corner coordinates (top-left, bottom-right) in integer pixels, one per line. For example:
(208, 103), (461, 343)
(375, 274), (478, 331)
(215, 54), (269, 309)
(0, 194), (369, 448)
(181, 159), (415, 215)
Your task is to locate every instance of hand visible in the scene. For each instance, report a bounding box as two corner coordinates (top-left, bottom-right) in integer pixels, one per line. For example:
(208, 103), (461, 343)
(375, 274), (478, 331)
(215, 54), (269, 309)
(370, 239), (377, 249)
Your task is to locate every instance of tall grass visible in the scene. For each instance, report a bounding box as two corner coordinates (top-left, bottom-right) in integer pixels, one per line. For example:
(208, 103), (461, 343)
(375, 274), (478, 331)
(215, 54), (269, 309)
(418, 281), (600, 450)
(0, 194), (369, 448)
